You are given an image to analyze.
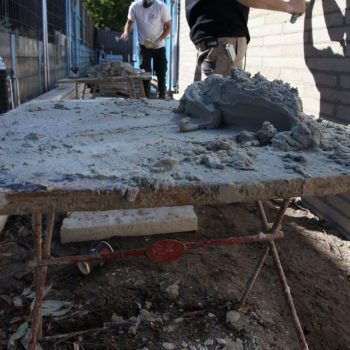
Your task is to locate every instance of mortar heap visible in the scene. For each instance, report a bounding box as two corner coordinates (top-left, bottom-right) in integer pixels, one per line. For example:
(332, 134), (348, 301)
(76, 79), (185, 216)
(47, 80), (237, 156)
(176, 69), (323, 151)
(84, 61), (142, 79)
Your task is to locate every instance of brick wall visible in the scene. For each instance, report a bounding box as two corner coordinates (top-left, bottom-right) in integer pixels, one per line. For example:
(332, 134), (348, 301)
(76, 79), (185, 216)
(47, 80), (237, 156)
(177, 0), (198, 97)
(246, 1), (350, 124)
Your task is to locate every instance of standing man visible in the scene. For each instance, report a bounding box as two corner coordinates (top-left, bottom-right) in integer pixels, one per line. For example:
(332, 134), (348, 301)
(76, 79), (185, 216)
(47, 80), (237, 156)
(185, 0), (306, 78)
(121, 0), (172, 99)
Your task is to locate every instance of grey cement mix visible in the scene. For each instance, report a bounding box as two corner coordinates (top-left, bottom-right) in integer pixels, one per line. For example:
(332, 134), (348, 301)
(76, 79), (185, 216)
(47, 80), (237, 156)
(176, 69), (303, 132)
(0, 73), (349, 204)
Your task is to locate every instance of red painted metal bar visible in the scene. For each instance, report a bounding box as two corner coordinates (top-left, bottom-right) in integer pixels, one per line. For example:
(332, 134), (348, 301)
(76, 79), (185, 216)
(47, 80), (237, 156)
(269, 241), (309, 350)
(35, 231), (284, 267)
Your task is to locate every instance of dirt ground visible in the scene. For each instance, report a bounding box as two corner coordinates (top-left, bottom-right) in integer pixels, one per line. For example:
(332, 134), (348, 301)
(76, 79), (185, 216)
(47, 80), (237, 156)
(0, 200), (350, 350)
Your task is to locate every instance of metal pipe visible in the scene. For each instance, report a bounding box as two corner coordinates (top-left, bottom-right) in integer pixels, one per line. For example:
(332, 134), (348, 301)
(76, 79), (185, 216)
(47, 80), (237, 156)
(256, 201), (269, 231)
(272, 199), (291, 232)
(7, 76), (14, 109)
(66, 0), (72, 74)
(10, 34), (18, 107)
(34, 231), (284, 267)
(30, 212), (44, 348)
(42, 0), (49, 91)
(14, 77), (20, 106)
(269, 241), (309, 350)
(238, 245), (269, 307)
(167, 0), (174, 95)
(238, 200), (290, 308)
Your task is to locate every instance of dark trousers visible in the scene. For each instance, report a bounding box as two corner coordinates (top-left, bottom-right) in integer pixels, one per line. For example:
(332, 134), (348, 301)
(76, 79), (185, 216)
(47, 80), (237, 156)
(140, 45), (167, 98)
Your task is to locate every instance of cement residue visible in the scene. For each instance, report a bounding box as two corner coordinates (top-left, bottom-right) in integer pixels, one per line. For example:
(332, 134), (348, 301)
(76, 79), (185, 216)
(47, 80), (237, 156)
(271, 118), (323, 151)
(176, 69), (324, 153)
(176, 68), (303, 132)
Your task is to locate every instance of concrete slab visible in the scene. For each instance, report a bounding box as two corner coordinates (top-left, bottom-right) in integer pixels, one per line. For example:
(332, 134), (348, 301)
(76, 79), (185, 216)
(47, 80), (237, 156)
(61, 206), (198, 243)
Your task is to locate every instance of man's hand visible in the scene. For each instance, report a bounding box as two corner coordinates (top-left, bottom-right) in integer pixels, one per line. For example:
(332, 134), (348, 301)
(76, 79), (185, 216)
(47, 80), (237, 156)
(154, 38), (162, 47)
(120, 32), (129, 41)
(287, 0), (306, 15)
(236, 0), (307, 16)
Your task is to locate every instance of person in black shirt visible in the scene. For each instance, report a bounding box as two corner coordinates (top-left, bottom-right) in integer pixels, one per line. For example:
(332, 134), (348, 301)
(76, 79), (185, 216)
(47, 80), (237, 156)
(186, 0), (306, 77)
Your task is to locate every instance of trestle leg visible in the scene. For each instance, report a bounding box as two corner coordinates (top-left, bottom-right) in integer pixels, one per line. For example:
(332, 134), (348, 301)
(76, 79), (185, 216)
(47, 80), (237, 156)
(30, 210), (55, 350)
(238, 199), (290, 307)
(238, 199), (309, 350)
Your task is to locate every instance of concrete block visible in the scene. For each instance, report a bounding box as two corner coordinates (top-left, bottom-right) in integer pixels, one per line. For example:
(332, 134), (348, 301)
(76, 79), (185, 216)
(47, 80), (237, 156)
(340, 75), (350, 89)
(61, 206), (198, 243)
(251, 67), (281, 81)
(262, 56), (305, 69)
(248, 45), (282, 57)
(17, 36), (39, 57)
(0, 33), (11, 57)
(247, 16), (265, 29)
(311, 27), (347, 45)
(248, 37), (264, 47)
(245, 56), (262, 67)
(281, 44), (306, 57)
(282, 19), (304, 34)
(250, 23), (283, 37)
(301, 97), (321, 116)
(264, 32), (302, 46)
(279, 68), (315, 85)
(264, 11), (290, 24)
(335, 104), (350, 123)
(319, 87), (350, 103)
(307, 58), (350, 73)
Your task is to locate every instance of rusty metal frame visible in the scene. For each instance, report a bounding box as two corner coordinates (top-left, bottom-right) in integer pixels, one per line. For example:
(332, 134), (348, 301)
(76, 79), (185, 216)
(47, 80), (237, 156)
(28, 199), (309, 350)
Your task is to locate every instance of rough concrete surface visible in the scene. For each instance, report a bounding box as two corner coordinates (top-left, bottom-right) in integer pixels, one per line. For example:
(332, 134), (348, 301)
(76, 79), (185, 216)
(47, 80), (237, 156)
(0, 73), (349, 213)
(61, 206), (198, 243)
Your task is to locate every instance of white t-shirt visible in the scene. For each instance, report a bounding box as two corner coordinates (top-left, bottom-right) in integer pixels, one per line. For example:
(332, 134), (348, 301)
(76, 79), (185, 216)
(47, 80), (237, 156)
(128, 0), (171, 47)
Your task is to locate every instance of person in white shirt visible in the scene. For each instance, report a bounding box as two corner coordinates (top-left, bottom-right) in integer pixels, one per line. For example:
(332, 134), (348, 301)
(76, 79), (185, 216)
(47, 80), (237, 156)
(121, 0), (172, 98)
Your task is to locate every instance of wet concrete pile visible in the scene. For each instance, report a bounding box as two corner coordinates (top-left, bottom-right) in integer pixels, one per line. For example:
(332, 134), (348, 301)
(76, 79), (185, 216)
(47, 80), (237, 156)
(176, 69), (323, 152)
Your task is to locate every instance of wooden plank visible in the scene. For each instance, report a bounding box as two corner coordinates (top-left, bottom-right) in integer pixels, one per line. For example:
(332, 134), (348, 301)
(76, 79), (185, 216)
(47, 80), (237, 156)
(58, 74), (151, 85)
(1, 175), (350, 215)
(33, 84), (87, 101)
(33, 85), (76, 101)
